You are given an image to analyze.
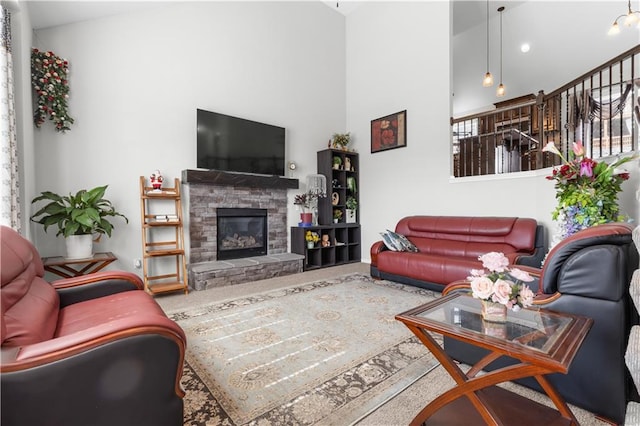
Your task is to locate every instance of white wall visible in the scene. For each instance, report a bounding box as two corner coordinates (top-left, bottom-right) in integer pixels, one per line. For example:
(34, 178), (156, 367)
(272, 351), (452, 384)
(348, 1), (639, 263)
(27, 1), (346, 270)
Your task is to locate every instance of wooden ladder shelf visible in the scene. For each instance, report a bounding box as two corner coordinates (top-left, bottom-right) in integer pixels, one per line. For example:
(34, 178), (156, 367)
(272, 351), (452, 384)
(139, 176), (188, 295)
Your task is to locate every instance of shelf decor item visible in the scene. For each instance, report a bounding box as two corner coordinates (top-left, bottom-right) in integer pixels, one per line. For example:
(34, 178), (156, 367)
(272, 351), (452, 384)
(542, 141), (636, 246)
(345, 196), (358, 224)
(331, 132), (351, 150)
(333, 208), (342, 223)
(332, 156), (342, 170)
(149, 170), (164, 191)
(294, 192), (314, 226)
(306, 174), (327, 226)
(305, 230), (319, 249)
(468, 252), (535, 323)
(371, 110), (407, 153)
(347, 176), (357, 194)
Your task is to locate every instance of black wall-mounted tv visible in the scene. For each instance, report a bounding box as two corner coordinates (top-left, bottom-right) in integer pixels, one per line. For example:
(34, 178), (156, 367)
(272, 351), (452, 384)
(197, 109), (286, 177)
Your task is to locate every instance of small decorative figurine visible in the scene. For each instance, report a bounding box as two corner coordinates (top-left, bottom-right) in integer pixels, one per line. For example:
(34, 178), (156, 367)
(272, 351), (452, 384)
(321, 234), (330, 247)
(150, 170), (164, 191)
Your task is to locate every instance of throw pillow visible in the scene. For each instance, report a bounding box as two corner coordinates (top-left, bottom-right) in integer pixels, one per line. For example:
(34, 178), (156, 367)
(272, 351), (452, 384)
(380, 231), (401, 251)
(386, 230), (419, 253)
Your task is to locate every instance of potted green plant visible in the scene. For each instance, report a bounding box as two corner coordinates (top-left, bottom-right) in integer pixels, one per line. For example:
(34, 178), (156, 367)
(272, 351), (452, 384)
(333, 208), (343, 223)
(31, 185), (128, 259)
(332, 156), (342, 170)
(345, 197), (357, 223)
(332, 133), (350, 150)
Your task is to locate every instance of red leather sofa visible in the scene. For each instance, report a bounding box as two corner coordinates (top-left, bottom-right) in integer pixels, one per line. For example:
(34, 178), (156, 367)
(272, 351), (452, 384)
(1, 225), (187, 426)
(370, 216), (545, 292)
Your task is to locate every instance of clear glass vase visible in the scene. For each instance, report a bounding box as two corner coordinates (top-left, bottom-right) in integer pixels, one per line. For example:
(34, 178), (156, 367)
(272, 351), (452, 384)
(481, 300), (508, 323)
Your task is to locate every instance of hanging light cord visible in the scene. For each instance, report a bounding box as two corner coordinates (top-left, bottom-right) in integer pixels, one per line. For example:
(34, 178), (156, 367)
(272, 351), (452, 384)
(485, 1), (490, 72)
(499, 8), (503, 83)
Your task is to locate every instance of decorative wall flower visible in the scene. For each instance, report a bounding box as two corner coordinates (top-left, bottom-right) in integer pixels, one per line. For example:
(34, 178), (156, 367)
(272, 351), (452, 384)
(543, 141), (635, 240)
(31, 48), (74, 132)
(468, 252), (535, 311)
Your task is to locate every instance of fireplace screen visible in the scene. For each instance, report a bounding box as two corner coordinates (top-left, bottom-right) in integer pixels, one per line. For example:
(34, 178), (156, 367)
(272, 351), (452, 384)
(216, 208), (267, 260)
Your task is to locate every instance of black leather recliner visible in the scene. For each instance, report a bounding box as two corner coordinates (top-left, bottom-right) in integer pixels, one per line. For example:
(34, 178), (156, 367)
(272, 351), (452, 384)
(443, 222), (639, 424)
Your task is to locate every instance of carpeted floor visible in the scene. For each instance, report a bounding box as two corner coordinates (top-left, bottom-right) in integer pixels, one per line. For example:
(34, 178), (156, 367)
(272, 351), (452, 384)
(156, 263), (608, 426)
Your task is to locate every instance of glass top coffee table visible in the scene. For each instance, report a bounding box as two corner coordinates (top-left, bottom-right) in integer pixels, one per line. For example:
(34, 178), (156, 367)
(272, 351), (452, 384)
(395, 293), (592, 426)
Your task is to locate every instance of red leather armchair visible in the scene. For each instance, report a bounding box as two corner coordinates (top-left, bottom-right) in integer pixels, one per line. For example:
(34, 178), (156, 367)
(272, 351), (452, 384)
(443, 223), (639, 424)
(1, 226), (187, 426)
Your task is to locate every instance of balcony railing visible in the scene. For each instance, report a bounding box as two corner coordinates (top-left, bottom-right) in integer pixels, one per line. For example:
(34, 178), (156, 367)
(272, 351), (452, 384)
(451, 45), (639, 178)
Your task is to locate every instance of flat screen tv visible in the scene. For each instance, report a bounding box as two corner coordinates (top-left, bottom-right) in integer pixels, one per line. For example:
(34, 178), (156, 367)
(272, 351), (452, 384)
(197, 109), (285, 176)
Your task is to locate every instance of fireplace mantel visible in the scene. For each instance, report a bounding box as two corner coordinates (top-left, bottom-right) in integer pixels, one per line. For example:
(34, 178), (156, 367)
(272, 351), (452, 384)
(182, 169), (299, 190)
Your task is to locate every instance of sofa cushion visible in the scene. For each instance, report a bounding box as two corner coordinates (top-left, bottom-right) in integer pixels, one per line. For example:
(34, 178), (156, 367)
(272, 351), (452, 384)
(377, 251), (483, 286)
(1, 227), (59, 347)
(395, 216), (538, 256)
(55, 290), (169, 338)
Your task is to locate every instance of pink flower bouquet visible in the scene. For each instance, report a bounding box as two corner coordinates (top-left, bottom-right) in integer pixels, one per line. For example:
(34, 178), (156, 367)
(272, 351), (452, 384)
(468, 252), (535, 311)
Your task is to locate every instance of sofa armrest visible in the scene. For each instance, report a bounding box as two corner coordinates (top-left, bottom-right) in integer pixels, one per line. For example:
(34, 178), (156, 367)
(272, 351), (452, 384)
(370, 240), (388, 267)
(442, 279), (472, 296)
(532, 292), (563, 305)
(513, 225), (547, 268)
(4, 317), (184, 369)
(1, 330), (185, 426)
(52, 271), (144, 307)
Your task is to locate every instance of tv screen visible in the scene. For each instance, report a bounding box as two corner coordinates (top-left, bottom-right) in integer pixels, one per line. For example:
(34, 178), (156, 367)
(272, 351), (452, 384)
(197, 109), (285, 176)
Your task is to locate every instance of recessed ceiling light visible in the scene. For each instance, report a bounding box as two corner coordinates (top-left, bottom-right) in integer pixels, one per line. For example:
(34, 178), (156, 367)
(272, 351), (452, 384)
(520, 43), (531, 53)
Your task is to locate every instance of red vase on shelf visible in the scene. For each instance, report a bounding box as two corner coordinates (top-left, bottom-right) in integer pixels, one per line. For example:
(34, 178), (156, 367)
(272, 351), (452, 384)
(300, 212), (312, 227)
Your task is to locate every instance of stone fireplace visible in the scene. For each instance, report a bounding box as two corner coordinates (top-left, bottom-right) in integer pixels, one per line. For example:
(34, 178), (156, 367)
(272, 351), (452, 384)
(182, 169), (303, 291)
(216, 208), (267, 260)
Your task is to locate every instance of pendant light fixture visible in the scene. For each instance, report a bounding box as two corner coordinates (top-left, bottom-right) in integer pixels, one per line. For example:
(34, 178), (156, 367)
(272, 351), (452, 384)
(608, 0), (640, 35)
(496, 6), (506, 97)
(482, 0), (493, 87)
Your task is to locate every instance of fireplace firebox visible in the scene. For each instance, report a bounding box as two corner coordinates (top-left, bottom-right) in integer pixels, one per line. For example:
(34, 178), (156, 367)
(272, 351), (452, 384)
(216, 208), (267, 260)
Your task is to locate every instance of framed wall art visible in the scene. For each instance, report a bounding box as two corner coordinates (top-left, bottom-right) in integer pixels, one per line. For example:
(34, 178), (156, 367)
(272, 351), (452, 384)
(371, 110), (407, 153)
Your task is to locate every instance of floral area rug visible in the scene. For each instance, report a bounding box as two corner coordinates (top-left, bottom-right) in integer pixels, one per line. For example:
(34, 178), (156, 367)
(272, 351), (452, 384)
(172, 273), (439, 426)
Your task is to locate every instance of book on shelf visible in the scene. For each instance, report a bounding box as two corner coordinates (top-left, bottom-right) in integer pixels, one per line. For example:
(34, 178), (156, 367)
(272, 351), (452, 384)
(153, 214), (179, 222)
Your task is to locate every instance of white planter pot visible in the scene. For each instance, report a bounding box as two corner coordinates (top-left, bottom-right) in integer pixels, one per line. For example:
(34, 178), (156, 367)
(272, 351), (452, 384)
(346, 209), (356, 223)
(65, 234), (94, 260)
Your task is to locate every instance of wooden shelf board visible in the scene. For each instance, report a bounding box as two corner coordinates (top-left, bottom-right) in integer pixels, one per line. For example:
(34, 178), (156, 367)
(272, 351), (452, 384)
(423, 385), (573, 426)
(145, 249), (184, 257)
(146, 281), (188, 295)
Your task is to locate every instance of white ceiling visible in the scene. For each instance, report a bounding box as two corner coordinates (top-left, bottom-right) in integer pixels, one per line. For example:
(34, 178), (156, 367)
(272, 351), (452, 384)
(26, 1), (166, 30)
(25, 0), (516, 33)
(452, 1), (526, 36)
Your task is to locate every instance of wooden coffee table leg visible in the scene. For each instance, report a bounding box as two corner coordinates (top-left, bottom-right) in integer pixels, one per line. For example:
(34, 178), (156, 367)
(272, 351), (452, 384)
(407, 325), (503, 425)
(406, 325), (579, 426)
(535, 374), (580, 424)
